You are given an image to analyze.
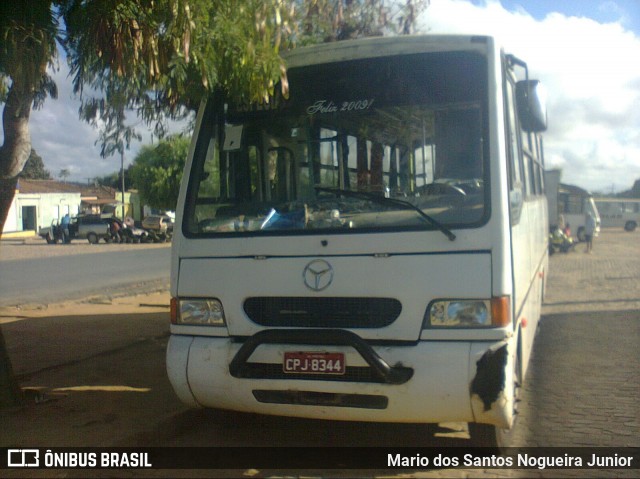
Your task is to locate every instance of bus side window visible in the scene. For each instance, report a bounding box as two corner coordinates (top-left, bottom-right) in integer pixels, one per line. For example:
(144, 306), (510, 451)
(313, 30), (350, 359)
(505, 75), (524, 223)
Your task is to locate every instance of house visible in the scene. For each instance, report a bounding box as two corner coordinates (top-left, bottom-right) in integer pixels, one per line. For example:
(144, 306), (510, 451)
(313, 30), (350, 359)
(3, 179), (81, 235)
(2, 180), (140, 236)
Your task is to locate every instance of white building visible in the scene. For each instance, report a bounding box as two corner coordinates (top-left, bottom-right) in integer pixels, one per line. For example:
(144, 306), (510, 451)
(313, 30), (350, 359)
(3, 180), (81, 235)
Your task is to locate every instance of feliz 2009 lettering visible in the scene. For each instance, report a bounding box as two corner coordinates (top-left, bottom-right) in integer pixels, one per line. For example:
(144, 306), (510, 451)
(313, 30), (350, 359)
(307, 99), (375, 115)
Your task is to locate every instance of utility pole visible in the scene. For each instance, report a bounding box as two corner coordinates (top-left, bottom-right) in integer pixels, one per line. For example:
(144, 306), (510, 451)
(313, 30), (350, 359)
(121, 149), (126, 221)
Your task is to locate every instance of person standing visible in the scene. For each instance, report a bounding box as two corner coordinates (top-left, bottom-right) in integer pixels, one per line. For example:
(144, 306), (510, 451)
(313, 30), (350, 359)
(60, 213), (71, 244)
(584, 212), (596, 253)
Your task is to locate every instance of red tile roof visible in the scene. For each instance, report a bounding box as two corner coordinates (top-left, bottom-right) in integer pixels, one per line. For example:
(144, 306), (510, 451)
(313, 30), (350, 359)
(16, 180), (118, 200)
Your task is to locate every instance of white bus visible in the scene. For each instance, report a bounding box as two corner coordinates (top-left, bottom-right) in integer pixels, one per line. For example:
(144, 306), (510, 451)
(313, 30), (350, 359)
(545, 170), (601, 241)
(167, 35), (549, 448)
(594, 198), (639, 232)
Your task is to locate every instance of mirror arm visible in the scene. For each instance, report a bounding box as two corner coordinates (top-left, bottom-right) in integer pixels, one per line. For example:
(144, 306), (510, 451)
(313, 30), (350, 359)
(507, 54), (532, 105)
(506, 54), (529, 83)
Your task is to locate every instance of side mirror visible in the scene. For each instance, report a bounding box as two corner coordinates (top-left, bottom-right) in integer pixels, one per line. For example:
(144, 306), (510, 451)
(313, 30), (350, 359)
(516, 80), (547, 132)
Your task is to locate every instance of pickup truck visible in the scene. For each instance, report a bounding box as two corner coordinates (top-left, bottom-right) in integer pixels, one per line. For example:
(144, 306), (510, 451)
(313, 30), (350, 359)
(39, 215), (111, 244)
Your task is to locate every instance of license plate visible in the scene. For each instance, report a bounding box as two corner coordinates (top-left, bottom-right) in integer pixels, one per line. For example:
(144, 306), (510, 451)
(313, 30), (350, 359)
(283, 351), (346, 375)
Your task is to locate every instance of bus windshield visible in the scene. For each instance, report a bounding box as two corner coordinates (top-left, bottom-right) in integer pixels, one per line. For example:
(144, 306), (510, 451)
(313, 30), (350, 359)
(185, 51), (489, 236)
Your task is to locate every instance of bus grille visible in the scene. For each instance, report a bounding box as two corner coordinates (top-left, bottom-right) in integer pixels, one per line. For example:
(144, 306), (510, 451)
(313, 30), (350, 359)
(243, 297), (402, 328)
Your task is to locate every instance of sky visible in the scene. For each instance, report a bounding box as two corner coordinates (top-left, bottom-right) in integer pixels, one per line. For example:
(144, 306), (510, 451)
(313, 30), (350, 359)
(4, 0), (640, 194)
(418, 0), (640, 194)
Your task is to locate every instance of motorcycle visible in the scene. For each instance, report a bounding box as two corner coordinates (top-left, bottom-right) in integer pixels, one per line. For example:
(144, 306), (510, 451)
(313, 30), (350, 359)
(549, 226), (575, 255)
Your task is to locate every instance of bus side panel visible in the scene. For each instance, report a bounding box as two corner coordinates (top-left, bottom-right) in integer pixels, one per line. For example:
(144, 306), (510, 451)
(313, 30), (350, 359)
(511, 196), (547, 380)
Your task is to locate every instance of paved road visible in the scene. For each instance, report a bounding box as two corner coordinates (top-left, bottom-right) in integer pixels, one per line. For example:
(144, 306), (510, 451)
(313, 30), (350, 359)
(0, 241), (170, 306)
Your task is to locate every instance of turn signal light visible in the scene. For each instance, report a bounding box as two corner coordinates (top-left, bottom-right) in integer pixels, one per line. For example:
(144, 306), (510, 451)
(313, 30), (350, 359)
(170, 297), (178, 324)
(491, 296), (511, 327)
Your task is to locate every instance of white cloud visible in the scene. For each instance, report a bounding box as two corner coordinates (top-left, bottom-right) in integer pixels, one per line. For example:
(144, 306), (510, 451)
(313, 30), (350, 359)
(418, 0), (640, 193)
(24, 59), (188, 183)
(28, 62), (141, 182)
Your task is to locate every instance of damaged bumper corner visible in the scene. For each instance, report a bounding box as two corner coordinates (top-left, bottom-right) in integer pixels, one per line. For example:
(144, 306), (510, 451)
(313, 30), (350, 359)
(469, 342), (515, 428)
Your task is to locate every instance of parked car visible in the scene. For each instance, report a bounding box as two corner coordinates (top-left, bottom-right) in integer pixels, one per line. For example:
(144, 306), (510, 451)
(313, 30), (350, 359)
(39, 220), (63, 244)
(141, 215), (173, 242)
(39, 215), (111, 244)
(142, 215), (173, 232)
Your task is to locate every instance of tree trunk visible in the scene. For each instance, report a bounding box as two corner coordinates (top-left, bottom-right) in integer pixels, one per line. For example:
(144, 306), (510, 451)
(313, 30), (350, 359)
(0, 177), (18, 239)
(0, 325), (23, 407)
(0, 83), (33, 179)
(0, 196), (23, 405)
(0, 81), (34, 408)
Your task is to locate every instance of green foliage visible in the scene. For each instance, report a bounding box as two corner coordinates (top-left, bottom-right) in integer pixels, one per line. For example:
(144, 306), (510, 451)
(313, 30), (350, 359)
(59, 0), (427, 158)
(93, 168), (135, 190)
(4, 0), (428, 168)
(0, 1), (59, 105)
(298, 0), (427, 44)
(128, 135), (190, 210)
(18, 149), (51, 179)
(60, 0), (295, 156)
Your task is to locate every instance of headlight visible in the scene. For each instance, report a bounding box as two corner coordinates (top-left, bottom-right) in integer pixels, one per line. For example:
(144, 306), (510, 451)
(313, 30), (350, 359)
(425, 297), (510, 328)
(171, 298), (226, 326)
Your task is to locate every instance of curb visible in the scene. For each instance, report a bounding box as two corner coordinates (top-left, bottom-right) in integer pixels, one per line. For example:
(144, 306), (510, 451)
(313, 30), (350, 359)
(1, 279), (170, 310)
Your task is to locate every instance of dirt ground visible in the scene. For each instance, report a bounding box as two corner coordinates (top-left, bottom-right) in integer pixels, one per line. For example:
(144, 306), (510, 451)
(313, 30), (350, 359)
(0, 291), (171, 377)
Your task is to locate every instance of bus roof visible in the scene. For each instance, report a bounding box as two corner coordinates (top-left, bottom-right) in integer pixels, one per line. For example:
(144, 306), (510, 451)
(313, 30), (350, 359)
(282, 34), (494, 68)
(559, 183), (592, 196)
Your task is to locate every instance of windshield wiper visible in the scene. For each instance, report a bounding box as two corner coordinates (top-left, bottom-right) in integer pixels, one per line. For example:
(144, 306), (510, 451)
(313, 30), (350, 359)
(314, 186), (456, 241)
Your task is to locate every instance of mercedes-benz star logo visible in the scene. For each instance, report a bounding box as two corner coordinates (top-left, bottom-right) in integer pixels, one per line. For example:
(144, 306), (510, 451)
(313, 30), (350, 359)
(302, 259), (334, 292)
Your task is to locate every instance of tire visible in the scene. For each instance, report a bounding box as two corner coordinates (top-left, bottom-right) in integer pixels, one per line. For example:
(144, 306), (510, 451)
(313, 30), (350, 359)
(624, 221), (637, 232)
(45, 233), (57, 244)
(87, 232), (99, 244)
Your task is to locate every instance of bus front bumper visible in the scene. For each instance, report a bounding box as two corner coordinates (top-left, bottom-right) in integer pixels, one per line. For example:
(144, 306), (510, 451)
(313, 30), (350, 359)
(167, 332), (513, 426)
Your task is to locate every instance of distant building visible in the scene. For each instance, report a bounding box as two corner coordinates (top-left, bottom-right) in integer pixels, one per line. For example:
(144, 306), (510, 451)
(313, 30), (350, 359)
(77, 184), (122, 215)
(3, 180), (81, 235)
(2, 180), (140, 235)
